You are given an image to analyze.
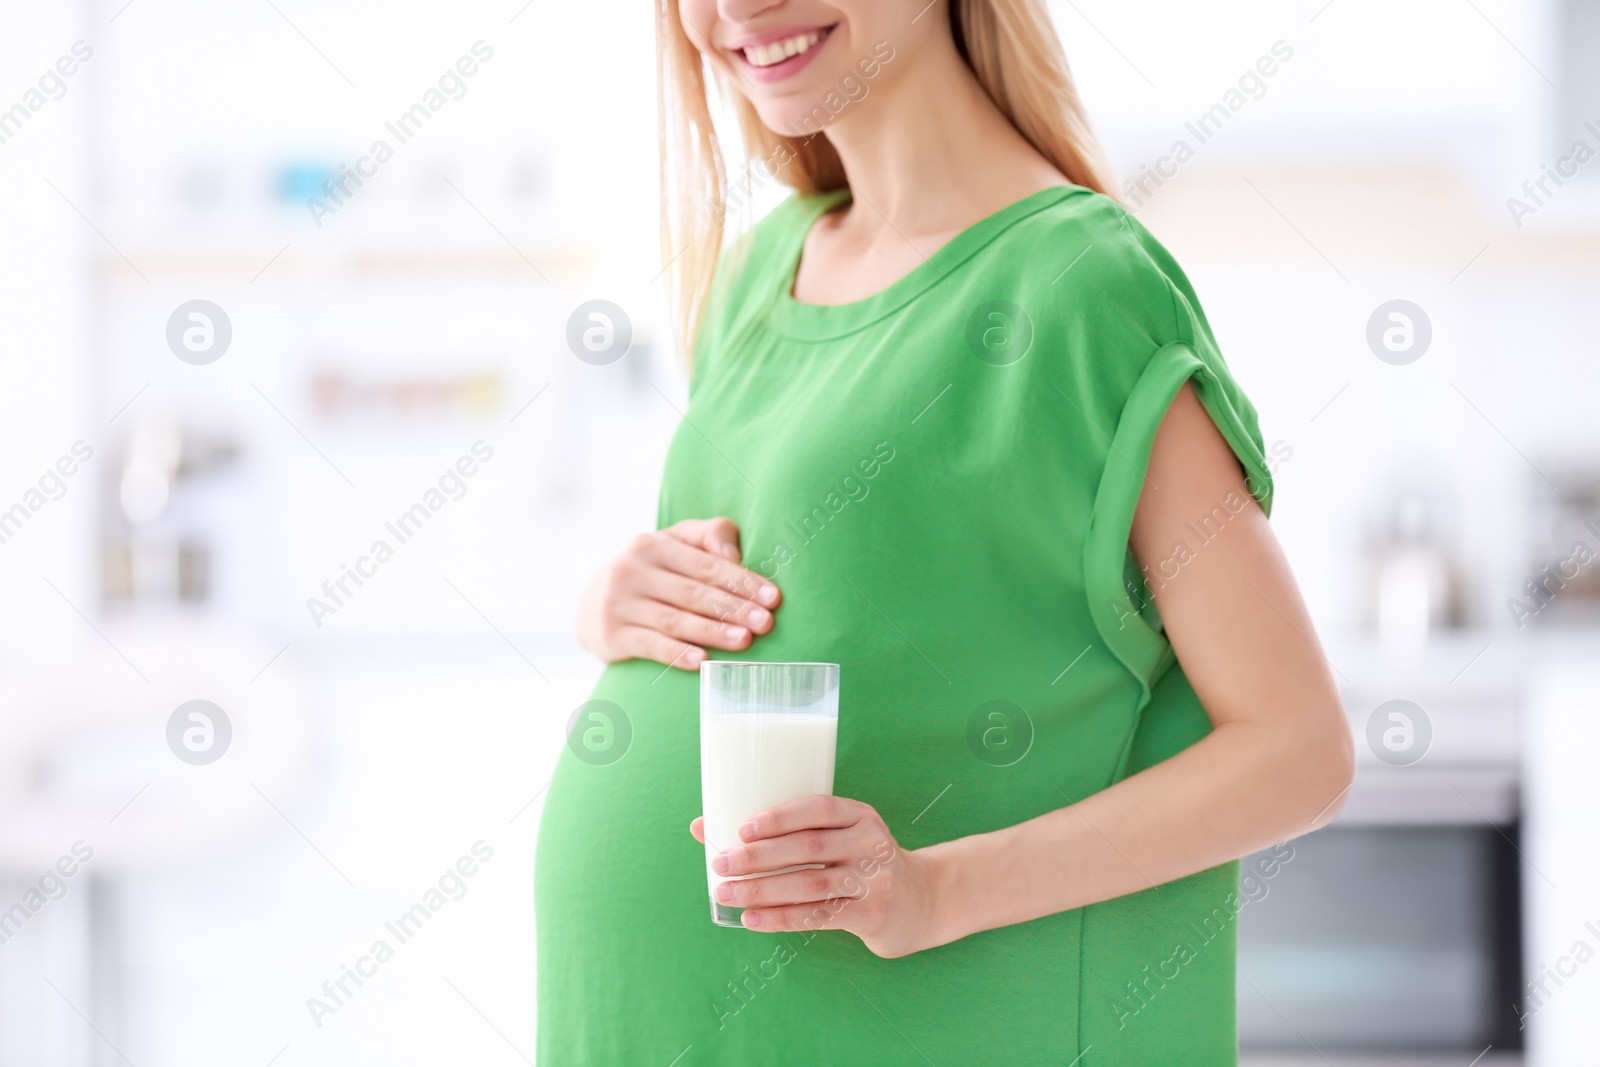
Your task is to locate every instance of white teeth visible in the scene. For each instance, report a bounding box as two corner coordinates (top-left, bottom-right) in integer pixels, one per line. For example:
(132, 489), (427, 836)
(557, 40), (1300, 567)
(743, 31), (822, 68)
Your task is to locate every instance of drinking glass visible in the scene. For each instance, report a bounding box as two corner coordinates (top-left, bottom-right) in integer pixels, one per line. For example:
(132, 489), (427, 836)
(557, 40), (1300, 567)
(699, 661), (840, 927)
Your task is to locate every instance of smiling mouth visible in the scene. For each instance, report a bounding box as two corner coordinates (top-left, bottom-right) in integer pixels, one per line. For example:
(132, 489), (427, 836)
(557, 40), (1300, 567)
(739, 26), (834, 70)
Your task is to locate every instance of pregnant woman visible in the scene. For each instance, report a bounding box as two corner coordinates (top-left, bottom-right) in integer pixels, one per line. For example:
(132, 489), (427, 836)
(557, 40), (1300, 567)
(537, 1), (1353, 1063)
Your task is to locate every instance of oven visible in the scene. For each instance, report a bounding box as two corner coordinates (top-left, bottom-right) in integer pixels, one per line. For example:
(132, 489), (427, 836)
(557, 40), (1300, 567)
(1237, 746), (1524, 1052)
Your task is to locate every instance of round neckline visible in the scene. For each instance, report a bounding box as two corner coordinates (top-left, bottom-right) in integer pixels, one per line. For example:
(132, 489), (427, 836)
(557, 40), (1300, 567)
(768, 183), (1092, 342)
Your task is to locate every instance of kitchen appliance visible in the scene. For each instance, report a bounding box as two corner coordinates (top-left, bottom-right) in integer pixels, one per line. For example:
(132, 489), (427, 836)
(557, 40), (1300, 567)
(1364, 480), (1468, 657)
(1237, 824), (1523, 1051)
(1238, 654), (1524, 1053)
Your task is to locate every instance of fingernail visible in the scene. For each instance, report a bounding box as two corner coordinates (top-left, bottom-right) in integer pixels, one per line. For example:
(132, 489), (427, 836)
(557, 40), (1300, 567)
(757, 585), (778, 606)
(712, 853), (731, 874)
(743, 911), (762, 929)
(738, 820), (758, 840)
(748, 607), (771, 628)
(719, 544), (740, 561)
(715, 881), (736, 902)
(685, 648), (705, 666)
(724, 625), (748, 642)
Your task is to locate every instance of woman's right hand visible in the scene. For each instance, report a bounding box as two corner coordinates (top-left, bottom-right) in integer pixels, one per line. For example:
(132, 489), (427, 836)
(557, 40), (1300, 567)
(576, 518), (781, 670)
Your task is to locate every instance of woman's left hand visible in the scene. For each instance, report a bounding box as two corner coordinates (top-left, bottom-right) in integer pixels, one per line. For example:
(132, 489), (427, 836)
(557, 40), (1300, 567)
(689, 795), (946, 959)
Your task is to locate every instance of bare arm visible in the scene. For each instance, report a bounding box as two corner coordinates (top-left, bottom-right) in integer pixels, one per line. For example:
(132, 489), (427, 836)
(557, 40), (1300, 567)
(919, 382), (1352, 946)
(700, 382), (1354, 957)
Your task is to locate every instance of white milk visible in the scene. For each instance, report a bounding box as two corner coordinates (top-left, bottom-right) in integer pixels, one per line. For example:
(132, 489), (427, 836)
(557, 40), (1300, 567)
(699, 710), (837, 898)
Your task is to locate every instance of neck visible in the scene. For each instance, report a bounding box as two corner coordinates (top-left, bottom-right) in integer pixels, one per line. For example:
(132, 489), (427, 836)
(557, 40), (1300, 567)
(818, 34), (1062, 234)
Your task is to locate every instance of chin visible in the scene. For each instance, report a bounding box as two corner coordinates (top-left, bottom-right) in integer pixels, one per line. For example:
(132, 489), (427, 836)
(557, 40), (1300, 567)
(748, 97), (838, 138)
(743, 46), (898, 141)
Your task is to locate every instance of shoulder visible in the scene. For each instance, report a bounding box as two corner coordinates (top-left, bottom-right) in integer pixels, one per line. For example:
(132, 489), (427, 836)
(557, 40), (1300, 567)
(1009, 189), (1191, 340)
(722, 190), (841, 278)
(705, 191), (836, 321)
(979, 188), (1228, 399)
(693, 190), (839, 381)
(980, 189), (1267, 458)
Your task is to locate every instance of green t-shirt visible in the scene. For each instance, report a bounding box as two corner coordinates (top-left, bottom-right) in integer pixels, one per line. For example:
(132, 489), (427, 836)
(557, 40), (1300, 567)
(536, 184), (1273, 1065)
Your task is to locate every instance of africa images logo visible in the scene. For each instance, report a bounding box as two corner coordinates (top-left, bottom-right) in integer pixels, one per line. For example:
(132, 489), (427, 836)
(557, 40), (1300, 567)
(1365, 699), (1431, 767)
(965, 700), (1034, 767)
(166, 300), (232, 365)
(565, 700), (632, 766)
(166, 700), (232, 765)
(966, 300), (1033, 366)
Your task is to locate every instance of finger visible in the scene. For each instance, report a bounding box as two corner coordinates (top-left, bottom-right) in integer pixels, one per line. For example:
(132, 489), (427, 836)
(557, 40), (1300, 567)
(740, 897), (862, 934)
(713, 827), (851, 876)
(615, 597), (753, 652)
(643, 535), (781, 609)
(663, 517), (744, 564)
(741, 795), (860, 842)
(629, 567), (774, 634)
(611, 624), (704, 670)
(715, 864), (868, 910)
(689, 817), (705, 844)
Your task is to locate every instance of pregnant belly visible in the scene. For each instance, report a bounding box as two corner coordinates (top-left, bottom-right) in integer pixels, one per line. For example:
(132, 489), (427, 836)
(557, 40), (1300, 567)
(536, 660), (702, 907)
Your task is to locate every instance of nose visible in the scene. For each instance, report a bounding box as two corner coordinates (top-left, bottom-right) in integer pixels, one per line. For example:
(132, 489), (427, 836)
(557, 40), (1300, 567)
(717, 0), (788, 28)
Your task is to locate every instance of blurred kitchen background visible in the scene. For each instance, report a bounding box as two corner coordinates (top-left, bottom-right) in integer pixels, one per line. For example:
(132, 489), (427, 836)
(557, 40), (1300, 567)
(0, 0), (1596, 1063)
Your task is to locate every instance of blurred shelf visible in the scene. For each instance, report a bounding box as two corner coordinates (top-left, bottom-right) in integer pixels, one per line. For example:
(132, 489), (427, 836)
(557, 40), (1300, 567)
(92, 245), (597, 281)
(1140, 164), (1600, 270)
(1339, 764), (1519, 825)
(1327, 629), (1519, 703)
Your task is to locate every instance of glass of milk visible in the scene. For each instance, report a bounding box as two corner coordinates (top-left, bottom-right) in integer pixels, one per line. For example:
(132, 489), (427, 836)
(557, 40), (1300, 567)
(699, 661), (839, 928)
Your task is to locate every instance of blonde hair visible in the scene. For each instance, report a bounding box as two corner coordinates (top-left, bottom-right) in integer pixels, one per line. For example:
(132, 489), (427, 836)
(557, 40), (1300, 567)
(656, 0), (1119, 367)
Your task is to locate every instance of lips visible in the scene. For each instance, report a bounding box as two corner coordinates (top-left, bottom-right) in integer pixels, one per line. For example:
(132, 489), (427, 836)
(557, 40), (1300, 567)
(742, 29), (822, 68)
(731, 24), (836, 83)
